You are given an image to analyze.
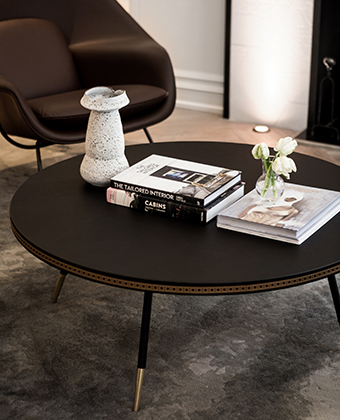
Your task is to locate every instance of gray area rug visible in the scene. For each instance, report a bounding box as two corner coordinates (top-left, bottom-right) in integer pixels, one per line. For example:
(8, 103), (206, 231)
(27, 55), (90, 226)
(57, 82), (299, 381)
(1, 159), (340, 420)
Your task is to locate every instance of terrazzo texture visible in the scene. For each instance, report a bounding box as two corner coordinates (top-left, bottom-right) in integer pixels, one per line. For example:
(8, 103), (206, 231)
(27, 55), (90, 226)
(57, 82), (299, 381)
(80, 87), (129, 187)
(1, 157), (340, 420)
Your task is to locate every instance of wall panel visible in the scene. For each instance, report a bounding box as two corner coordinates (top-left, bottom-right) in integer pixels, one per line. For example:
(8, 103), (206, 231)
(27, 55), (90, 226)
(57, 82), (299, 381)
(123, 0), (314, 131)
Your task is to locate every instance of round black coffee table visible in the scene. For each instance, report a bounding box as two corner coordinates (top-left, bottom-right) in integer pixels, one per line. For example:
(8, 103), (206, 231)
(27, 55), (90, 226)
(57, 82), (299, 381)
(10, 142), (340, 410)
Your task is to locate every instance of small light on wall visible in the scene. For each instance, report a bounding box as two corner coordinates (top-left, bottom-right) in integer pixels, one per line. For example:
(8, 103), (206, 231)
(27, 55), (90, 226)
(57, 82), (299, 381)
(253, 125), (270, 133)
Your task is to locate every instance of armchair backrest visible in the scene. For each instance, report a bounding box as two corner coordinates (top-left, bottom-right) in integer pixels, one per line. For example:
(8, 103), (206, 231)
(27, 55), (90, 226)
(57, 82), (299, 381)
(0, 18), (80, 100)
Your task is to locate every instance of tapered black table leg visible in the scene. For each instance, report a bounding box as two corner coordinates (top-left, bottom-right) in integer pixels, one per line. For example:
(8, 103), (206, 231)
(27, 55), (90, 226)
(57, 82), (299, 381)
(328, 274), (340, 325)
(133, 291), (153, 411)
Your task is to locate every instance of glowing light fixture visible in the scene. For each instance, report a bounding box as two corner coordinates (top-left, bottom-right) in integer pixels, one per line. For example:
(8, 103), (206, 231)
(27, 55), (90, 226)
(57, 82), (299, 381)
(230, 0), (313, 131)
(253, 125), (270, 133)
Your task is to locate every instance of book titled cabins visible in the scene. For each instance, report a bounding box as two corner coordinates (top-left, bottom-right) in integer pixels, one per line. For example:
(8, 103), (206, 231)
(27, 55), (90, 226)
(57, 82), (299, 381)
(110, 154), (242, 207)
(217, 183), (340, 245)
(107, 182), (244, 224)
(108, 154), (243, 223)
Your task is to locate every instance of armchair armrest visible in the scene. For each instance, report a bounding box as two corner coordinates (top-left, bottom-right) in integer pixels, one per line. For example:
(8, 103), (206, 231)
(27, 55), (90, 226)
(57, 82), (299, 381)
(0, 74), (84, 143)
(0, 74), (39, 138)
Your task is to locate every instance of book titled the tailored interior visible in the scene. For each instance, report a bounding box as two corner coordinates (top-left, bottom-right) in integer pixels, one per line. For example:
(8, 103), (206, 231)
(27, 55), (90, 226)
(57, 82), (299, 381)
(110, 154), (242, 207)
(107, 182), (244, 224)
(217, 183), (340, 245)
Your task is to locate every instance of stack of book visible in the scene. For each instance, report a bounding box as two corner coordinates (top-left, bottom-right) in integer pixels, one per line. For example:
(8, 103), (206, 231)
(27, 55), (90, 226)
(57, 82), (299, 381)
(107, 154), (244, 223)
(217, 183), (340, 244)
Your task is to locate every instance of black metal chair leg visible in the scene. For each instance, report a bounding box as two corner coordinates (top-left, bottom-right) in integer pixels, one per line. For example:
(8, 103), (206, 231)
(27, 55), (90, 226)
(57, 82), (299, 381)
(133, 291), (153, 411)
(327, 274), (340, 325)
(0, 122), (42, 169)
(36, 142), (43, 171)
(143, 128), (153, 143)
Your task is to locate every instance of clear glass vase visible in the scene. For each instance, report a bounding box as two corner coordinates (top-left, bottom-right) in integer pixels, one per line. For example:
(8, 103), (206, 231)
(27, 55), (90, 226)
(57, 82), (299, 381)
(256, 158), (285, 201)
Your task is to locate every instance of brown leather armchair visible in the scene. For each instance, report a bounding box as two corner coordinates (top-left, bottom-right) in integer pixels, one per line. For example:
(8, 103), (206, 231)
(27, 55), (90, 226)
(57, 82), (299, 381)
(0, 0), (176, 169)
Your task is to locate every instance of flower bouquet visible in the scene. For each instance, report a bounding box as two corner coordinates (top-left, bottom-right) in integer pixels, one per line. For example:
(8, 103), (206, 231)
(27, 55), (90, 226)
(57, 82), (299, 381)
(252, 137), (298, 200)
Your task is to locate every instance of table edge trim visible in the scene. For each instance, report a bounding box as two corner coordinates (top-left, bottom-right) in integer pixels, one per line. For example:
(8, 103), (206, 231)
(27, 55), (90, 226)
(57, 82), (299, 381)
(11, 221), (340, 295)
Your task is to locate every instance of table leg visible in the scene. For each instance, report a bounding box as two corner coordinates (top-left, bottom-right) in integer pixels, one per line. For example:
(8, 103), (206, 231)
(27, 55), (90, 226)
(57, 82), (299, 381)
(133, 291), (153, 411)
(327, 274), (340, 325)
(51, 270), (67, 303)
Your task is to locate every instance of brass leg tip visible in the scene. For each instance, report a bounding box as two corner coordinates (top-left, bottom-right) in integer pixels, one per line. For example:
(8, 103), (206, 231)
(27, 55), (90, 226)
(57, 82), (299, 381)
(133, 368), (145, 411)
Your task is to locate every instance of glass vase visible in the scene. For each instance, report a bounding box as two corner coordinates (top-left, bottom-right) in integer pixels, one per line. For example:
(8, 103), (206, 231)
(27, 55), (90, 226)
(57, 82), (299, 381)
(256, 158), (285, 201)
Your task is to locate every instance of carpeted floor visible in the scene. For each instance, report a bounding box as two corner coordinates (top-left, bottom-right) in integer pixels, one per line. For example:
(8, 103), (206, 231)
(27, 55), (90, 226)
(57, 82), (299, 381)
(1, 156), (340, 420)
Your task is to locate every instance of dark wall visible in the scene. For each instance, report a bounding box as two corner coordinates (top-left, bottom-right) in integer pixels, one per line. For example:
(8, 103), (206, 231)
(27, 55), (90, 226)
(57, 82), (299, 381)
(223, 0), (232, 119)
(304, 0), (340, 144)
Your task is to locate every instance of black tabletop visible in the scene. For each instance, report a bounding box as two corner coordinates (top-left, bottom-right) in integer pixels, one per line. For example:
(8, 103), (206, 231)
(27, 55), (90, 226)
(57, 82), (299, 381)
(10, 142), (340, 294)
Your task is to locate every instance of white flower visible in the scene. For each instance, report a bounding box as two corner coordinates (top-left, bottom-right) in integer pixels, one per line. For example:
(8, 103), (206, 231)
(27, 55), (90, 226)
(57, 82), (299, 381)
(252, 143), (270, 160)
(272, 156), (297, 179)
(274, 137), (298, 156)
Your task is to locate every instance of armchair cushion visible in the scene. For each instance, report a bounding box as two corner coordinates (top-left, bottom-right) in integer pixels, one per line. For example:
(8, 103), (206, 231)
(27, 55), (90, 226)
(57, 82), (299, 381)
(27, 85), (169, 130)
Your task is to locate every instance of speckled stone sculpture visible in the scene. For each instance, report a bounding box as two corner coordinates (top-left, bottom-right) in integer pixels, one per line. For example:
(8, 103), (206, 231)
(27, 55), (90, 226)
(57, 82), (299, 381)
(80, 87), (130, 187)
